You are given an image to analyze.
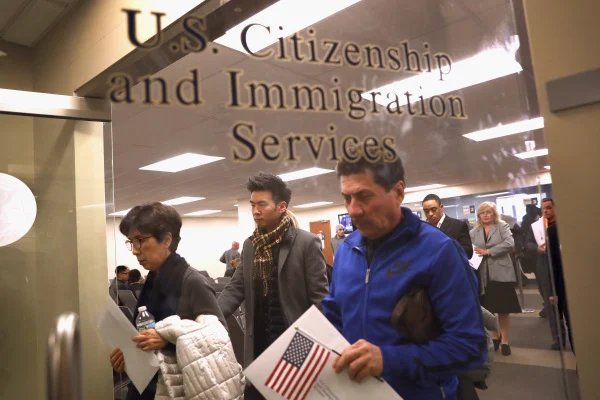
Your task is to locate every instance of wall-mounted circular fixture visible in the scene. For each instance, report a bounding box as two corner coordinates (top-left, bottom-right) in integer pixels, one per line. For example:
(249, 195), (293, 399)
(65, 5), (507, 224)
(0, 173), (37, 247)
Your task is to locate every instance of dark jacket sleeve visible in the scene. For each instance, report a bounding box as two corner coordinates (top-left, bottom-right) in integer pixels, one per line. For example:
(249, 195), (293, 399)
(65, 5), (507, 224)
(220, 252), (226, 264)
(457, 220), (474, 259)
(547, 225), (565, 298)
(180, 271), (227, 327)
(217, 241), (248, 317)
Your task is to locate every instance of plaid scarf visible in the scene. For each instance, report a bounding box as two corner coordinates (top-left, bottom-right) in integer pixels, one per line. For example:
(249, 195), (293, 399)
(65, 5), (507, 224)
(251, 212), (291, 296)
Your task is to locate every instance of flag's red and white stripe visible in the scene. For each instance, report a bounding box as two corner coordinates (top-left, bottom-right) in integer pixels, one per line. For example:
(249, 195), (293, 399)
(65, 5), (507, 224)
(265, 344), (330, 400)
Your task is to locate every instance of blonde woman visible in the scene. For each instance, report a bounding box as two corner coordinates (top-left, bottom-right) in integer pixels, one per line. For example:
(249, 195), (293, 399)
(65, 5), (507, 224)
(470, 202), (521, 356)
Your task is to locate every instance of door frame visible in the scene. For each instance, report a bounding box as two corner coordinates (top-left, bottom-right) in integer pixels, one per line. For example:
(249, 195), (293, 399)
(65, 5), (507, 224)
(0, 88), (111, 121)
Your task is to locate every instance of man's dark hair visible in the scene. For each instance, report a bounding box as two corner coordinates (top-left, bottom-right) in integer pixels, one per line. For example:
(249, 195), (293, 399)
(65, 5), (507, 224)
(542, 197), (554, 205)
(247, 172), (292, 205)
(336, 154), (405, 191)
(119, 202), (182, 252)
(115, 265), (128, 275)
(128, 269), (142, 284)
(422, 194), (442, 205)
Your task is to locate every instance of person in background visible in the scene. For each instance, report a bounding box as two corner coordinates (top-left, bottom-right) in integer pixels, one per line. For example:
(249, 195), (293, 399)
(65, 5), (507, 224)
(470, 202), (521, 356)
(108, 202), (242, 400)
(330, 224), (346, 259)
(527, 198), (566, 350)
(217, 172), (329, 400)
(422, 194), (473, 258)
(128, 269), (145, 293)
(322, 153), (486, 400)
(220, 241), (241, 278)
(109, 265), (130, 300)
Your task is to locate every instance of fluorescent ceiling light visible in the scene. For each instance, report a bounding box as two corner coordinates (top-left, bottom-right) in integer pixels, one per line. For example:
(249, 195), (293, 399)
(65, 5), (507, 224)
(294, 201), (334, 209)
(514, 148), (549, 159)
(544, 165), (551, 170)
(463, 117), (544, 142)
(215, 0), (361, 54)
(405, 184), (447, 193)
(363, 46), (522, 108)
(278, 167), (335, 182)
(475, 192), (510, 198)
(140, 153), (224, 173)
(109, 209), (131, 217)
(442, 205), (458, 208)
(162, 196), (205, 206)
(233, 204), (239, 207)
(185, 210), (222, 216)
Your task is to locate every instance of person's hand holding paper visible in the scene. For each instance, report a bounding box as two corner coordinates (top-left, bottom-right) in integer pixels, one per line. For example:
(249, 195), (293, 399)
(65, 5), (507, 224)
(333, 339), (383, 382)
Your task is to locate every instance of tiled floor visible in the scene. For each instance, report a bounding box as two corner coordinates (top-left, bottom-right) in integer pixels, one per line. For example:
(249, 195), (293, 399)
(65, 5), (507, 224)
(478, 283), (580, 399)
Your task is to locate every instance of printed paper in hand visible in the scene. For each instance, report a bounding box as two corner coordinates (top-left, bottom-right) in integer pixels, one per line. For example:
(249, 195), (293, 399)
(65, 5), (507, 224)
(97, 297), (159, 393)
(244, 306), (402, 400)
(469, 246), (483, 270)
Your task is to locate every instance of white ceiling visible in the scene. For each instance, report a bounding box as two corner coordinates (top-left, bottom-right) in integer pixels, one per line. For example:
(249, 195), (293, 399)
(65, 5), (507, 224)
(108, 0), (547, 217)
(0, 0), (77, 47)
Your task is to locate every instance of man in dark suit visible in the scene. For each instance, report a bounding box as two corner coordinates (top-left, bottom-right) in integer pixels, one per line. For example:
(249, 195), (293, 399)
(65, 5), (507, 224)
(217, 172), (329, 399)
(423, 194), (473, 258)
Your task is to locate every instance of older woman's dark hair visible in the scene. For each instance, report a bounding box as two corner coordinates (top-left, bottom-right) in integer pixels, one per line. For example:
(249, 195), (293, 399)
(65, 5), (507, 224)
(119, 202), (182, 252)
(336, 150), (405, 191)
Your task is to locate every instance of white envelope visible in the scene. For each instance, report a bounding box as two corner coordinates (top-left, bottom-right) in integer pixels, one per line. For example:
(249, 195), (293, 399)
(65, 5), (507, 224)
(97, 297), (159, 393)
(244, 306), (402, 400)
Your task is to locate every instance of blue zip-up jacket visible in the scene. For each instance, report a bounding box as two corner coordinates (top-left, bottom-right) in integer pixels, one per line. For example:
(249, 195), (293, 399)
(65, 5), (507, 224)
(322, 208), (486, 400)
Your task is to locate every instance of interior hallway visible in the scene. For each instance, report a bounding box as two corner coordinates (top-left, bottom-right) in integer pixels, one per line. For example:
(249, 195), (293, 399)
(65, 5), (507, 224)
(480, 284), (580, 399)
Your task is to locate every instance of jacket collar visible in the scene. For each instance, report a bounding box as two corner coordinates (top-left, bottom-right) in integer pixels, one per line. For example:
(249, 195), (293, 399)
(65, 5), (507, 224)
(277, 224), (297, 272)
(344, 207), (421, 249)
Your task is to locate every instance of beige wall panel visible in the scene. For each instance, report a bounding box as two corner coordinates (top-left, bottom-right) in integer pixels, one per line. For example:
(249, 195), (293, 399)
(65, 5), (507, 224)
(523, 1), (600, 399)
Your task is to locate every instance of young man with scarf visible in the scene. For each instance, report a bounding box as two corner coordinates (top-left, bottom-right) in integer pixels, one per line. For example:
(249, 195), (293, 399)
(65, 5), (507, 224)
(218, 172), (329, 400)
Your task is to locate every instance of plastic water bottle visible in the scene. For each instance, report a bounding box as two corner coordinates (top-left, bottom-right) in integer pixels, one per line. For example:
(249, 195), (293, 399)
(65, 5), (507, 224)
(136, 306), (156, 332)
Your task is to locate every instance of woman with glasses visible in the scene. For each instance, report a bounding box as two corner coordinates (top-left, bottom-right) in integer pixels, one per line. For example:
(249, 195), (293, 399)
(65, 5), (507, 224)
(470, 201), (521, 357)
(108, 202), (244, 399)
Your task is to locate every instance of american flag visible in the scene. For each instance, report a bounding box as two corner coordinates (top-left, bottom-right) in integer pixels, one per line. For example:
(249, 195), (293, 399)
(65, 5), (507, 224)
(265, 332), (331, 400)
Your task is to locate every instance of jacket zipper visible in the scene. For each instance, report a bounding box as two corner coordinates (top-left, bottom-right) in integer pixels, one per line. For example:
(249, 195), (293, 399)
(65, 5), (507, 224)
(440, 385), (446, 399)
(362, 265), (371, 340)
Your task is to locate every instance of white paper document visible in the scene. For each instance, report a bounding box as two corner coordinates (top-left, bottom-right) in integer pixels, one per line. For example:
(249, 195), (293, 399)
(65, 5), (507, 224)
(244, 306), (402, 400)
(97, 297), (159, 393)
(469, 246), (483, 270)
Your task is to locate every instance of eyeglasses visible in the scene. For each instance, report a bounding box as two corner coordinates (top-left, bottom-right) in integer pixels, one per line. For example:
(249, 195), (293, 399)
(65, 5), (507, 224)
(125, 236), (153, 251)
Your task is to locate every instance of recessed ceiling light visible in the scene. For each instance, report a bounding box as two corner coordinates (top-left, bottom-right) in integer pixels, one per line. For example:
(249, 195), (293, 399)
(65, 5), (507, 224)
(140, 153), (224, 173)
(475, 192), (511, 198)
(294, 201), (334, 209)
(184, 210), (222, 216)
(363, 44), (522, 108)
(214, 0), (361, 54)
(278, 167), (335, 182)
(514, 148), (549, 159)
(405, 184), (447, 193)
(544, 165), (551, 170)
(109, 209), (131, 217)
(161, 196), (205, 206)
(463, 117), (544, 142)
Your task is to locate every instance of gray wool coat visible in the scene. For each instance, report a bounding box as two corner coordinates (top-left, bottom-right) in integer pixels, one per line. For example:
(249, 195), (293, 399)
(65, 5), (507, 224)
(217, 225), (329, 367)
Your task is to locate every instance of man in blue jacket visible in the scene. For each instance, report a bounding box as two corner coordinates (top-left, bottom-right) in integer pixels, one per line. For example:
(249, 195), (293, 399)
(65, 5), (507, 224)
(322, 152), (487, 400)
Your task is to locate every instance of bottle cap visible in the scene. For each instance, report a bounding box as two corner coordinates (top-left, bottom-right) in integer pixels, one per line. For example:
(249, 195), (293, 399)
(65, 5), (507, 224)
(138, 306), (147, 312)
